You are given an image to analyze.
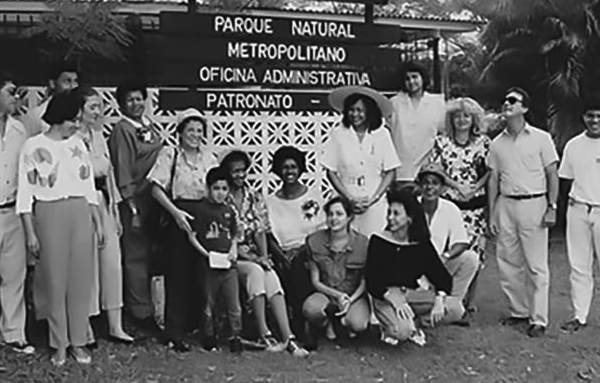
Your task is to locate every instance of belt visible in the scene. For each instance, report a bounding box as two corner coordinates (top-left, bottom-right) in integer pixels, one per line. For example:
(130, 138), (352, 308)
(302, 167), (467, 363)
(0, 200), (16, 209)
(569, 198), (600, 212)
(504, 193), (546, 200)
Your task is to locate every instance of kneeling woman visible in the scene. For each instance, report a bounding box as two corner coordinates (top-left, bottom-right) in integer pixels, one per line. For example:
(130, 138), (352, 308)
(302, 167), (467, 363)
(303, 196), (370, 344)
(365, 189), (464, 345)
(17, 92), (104, 366)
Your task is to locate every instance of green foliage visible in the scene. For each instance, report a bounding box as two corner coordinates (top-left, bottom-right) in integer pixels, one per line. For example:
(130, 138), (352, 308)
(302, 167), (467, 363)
(24, 0), (134, 63)
(441, 0), (600, 150)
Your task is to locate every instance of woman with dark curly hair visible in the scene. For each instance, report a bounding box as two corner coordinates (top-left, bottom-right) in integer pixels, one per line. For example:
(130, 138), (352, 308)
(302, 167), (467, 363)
(365, 189), (465, 346)
(266, 146), (325, 324)
(221, 150), (309, 357)
(323, 86), (401, 236)
(108, 81), (162, 333)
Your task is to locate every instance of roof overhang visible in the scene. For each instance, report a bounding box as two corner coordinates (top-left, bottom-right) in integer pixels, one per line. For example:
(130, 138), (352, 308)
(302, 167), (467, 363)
(0, 1), (484, 34)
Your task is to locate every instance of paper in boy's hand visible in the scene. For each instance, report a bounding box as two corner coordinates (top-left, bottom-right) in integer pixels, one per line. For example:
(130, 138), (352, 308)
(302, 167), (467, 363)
(209, 251), (231, 269)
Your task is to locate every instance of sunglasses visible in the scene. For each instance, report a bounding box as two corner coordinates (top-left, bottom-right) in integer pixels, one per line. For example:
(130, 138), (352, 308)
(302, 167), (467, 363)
(503, 96), (523, 105)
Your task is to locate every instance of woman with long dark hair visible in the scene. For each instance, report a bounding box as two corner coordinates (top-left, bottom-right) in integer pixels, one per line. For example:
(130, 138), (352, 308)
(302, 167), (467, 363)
(365, 189), (465, 346)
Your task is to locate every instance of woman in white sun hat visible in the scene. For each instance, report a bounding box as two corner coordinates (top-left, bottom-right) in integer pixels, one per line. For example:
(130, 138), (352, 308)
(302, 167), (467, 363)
(322, 86), (401, 237)
(148, 108), (218, 352)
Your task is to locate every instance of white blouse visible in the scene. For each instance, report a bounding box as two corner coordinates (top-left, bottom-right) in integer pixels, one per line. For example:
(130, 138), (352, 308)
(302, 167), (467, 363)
(16, 134), (98, 214)
(266, 186), (326, 251)
(321, 125), (401, 199)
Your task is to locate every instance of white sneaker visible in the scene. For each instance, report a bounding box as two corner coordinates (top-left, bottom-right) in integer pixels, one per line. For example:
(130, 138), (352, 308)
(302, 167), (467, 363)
(6, 342), (35, 355)
(408, 329), (426, 347)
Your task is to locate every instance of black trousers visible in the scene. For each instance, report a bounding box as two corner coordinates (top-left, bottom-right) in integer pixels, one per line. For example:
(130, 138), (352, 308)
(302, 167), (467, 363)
(163, 202), (202, 342)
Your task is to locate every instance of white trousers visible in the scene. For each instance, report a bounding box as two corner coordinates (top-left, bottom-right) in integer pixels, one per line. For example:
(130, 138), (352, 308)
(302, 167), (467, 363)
(0, 207), (27, 343)
(566, 202), (600, 324)
(496, 197), (549, 326)
(444, 250), (480, 301)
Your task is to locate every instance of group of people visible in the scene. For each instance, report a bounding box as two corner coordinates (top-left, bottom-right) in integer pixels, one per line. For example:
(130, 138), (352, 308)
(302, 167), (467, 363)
(0, 60), (598, 367)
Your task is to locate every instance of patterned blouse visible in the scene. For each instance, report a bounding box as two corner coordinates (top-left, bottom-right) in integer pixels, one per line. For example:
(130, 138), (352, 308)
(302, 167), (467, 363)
(431, 134), (491, 202)
(226, 186), (270, 254)
(147, 146), (218, 200)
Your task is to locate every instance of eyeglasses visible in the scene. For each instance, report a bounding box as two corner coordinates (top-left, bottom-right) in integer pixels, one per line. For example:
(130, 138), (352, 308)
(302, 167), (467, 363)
(503, 96), (523, 105)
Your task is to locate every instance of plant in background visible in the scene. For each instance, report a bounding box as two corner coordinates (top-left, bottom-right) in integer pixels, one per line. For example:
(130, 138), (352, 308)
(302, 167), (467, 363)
(24, 0), (134, 64)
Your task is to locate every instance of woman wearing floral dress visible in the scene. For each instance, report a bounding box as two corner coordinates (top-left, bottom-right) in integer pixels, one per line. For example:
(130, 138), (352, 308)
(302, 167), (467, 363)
(430, 97), (490, 311)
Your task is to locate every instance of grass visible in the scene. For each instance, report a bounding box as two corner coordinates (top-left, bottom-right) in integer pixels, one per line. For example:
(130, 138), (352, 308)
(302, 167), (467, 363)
(2, 235), (600, 383)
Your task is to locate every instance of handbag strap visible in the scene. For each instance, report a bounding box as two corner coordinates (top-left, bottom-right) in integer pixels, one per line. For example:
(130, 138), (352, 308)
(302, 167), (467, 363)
(168, 148), (179, 198)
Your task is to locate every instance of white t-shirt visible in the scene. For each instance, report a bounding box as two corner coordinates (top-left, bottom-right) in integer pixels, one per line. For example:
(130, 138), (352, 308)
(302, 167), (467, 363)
(558, 133), (600, 205)
(388, 92), (446, 181)
(427, 198), (469, 256)
(266, 186), (325, 251)
(17, 134), (98, 213)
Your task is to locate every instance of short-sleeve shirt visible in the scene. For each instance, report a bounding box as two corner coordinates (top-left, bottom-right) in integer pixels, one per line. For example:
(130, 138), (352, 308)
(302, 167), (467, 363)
(16, 134), (98, 214)
(306, 229), (368, 295)
(488, 124), (559, 196)
(188, 198), (238, 254)
(427, 198), (469, 256)
(558, 133), (600, 205)
(321, 125), (401, 199)
(226, 186), (270, 252)
(266, 186), (326, 251)
(431, 134), (491, 202)
(147, 146), (218, 200)
(389, 92), (446, 180)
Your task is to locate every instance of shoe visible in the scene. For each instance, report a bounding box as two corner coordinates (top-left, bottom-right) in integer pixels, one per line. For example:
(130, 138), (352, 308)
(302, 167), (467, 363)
(500, 316), (529, 327)
(408, 329), (427, 347)
(258, 334), (285, 352)
(50, 354), (66, 367)
(451, 311), (471, 327)
(229, 336), (243, 354)
(202, 336), (218, 352)
(380, 330), (399, 346)
(134, 317), (162, 334)
(166, 339), (191, 353)
(6, 342), (35, 355)
(284, 337), (309, 358)
(526, 324), (546, 338)
(107, 335), (135, 345)
(69, 346), (92, 364)
(560, 319), (586, 333)
(87, 341), (98, 350)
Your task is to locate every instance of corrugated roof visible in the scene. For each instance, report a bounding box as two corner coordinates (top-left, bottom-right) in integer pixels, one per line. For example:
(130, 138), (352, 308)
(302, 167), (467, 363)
(2, 0), (486, 24)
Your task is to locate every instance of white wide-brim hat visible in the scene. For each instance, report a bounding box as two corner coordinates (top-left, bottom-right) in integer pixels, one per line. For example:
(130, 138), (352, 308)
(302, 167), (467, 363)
(328, 86), (394, 119)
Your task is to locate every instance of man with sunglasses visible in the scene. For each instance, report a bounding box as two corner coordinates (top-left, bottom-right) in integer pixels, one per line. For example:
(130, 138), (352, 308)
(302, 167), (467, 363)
(488, 87), (559, 338)
(0, 72), (35, 354)
(557, 96), (600, 334)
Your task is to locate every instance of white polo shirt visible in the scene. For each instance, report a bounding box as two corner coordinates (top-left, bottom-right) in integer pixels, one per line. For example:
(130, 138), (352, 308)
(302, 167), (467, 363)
(426, 197), (469, 256)
(558, 133), (600, 205)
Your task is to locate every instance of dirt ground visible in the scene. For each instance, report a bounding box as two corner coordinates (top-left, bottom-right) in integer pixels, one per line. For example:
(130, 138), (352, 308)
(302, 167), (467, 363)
(2, 235), (600, 383)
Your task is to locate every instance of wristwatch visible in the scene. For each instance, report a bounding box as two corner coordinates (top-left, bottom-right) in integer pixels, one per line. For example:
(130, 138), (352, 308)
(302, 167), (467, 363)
(548, 202), (557, 210)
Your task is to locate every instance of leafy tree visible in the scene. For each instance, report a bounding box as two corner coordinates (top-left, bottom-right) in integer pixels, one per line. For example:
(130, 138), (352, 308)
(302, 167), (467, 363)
(24, 0), (134, 64)
(459, 0), (600, 150)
